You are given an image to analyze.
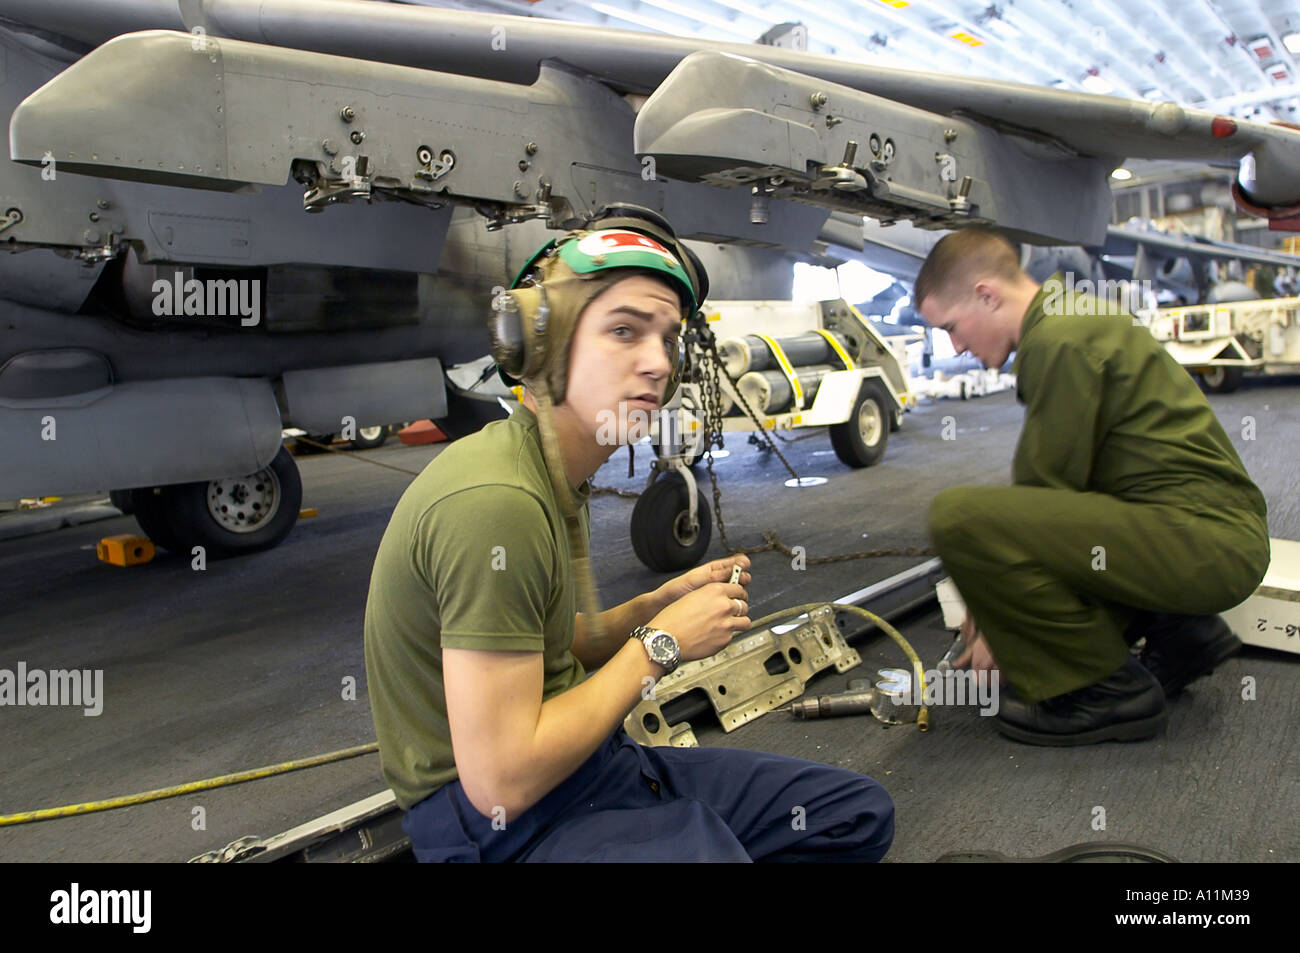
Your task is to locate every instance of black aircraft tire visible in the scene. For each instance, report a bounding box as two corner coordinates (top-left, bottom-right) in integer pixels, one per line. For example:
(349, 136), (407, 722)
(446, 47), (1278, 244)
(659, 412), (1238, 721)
(347, 425), (389, 450)
(829, 382), (889, 468)
(164, 447), (303, 558)
(109, 489), (134, 515)
(630, 473), (712, 572)
(1200, 366), (1243, 394)
(130, 487), (185, 553)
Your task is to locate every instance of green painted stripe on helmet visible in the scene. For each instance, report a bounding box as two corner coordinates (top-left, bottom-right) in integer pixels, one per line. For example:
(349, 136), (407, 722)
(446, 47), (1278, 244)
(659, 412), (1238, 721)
(556, 229), (698, 311)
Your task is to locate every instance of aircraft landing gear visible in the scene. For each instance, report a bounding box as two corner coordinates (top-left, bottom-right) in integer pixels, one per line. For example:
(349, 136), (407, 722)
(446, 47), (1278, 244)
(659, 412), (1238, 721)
(129, 446), (303, 557)
(347, 424), (389, 450)
(630, 471), (712, 572)
(650, 437), (706, 468)
(295, 424), (391, 453)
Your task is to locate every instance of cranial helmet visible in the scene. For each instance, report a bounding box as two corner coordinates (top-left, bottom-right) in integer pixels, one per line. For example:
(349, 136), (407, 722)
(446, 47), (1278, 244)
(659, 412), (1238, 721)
(489, 204), (709, 404)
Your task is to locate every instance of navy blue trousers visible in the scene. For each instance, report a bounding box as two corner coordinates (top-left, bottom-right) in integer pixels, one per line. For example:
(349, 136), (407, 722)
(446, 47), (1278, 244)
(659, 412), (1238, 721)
(403, 731), (894, 862)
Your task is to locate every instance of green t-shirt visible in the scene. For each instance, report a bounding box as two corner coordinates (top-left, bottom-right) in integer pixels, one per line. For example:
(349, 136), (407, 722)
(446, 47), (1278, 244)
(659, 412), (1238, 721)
(1010, 274), (1267, 520)
(363, 405), (589, 810)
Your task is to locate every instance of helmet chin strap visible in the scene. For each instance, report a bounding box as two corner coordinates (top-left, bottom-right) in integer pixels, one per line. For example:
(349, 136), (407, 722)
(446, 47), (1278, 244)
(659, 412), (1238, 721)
(531, 377), (607, 648)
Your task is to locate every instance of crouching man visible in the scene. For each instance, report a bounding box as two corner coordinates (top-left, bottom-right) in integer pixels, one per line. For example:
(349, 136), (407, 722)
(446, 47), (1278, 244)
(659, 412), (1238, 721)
(917, 227), (1269, 746)
(364, 206), (894, 860)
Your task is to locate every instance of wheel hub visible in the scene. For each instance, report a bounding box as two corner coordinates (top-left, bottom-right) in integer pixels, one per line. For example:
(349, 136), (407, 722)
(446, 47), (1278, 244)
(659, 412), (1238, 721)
(207, 467), (280, 533)
(673, 510), (699, 547)
(858, 400), (882, 446)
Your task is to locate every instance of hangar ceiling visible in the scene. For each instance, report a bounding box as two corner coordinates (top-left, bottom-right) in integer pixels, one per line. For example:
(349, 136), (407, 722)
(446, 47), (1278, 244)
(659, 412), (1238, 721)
(421, 0), (1300, 123)
(413, 0), (1299, 244)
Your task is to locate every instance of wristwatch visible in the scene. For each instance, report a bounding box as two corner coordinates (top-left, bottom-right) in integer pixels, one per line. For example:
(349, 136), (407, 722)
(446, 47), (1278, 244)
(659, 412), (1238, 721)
(630, 625), (680, 674)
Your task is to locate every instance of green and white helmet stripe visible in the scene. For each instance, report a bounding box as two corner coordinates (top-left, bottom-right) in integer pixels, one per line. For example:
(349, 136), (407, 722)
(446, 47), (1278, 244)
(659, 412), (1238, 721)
(514, 228), (698, 312)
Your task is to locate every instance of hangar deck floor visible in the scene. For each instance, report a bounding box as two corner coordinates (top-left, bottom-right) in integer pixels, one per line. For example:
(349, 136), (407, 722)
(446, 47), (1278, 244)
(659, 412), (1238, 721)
(2, 380), (1297, 863)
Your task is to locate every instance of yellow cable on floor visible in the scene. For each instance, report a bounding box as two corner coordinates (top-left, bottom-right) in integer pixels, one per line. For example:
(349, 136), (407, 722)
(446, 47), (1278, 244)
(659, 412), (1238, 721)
(2, 604), (926, 828)
(0, 743), (378, 827)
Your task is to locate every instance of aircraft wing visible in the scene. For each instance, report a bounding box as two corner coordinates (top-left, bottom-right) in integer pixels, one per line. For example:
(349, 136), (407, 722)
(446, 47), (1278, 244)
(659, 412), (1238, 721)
(2, 0), (1298, 244)
(1100, 225), (1300, 269)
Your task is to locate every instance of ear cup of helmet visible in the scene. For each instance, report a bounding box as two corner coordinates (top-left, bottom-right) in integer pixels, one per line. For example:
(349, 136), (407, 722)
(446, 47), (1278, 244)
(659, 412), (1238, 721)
(488, 284), (548, 383)
(662, 334), (685, 405)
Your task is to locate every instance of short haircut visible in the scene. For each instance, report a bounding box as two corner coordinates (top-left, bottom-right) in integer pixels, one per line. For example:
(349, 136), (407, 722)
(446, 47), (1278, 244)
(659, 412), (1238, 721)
(914, 227), (1023, 309)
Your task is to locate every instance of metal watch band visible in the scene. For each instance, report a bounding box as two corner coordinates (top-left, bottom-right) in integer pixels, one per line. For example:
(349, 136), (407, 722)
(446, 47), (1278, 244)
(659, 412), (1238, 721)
(630, 625), (680, 674)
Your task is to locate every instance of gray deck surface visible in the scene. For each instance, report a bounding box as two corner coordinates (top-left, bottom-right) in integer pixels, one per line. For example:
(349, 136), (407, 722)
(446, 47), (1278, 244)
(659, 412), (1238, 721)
(2, 377), (1297, 863)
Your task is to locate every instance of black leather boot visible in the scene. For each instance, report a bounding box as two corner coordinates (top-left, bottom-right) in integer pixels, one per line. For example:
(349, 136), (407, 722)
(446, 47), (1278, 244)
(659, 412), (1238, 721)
(1136, 613), (1242, 697)
(995, 657), (1167, 746)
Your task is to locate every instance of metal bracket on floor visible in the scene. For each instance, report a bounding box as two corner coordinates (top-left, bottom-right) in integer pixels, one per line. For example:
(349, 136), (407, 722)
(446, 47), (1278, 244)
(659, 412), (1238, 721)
(624, 603), (861, 747)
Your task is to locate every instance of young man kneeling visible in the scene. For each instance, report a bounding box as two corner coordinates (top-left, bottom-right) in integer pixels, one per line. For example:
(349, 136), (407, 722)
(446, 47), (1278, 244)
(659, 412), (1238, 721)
(364, 207), (894, 861)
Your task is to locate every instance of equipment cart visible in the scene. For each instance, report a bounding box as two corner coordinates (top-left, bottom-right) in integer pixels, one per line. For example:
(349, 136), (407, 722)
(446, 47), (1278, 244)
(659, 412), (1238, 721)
(632, 298), (914, 571)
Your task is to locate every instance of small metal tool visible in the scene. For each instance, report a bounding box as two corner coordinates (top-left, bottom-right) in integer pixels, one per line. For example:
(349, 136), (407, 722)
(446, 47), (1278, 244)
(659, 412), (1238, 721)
(775, 671), (921, 725)
(777, 688), (876, 719)
(936, 633), (965, 673)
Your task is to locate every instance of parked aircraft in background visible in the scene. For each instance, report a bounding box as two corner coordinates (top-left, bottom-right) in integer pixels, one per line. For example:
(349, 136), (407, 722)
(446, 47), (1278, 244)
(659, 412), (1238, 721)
(3, 0), (1300, 554)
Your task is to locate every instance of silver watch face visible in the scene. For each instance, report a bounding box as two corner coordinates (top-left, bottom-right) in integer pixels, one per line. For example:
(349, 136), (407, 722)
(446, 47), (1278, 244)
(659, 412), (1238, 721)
(649, 633), (677, 660)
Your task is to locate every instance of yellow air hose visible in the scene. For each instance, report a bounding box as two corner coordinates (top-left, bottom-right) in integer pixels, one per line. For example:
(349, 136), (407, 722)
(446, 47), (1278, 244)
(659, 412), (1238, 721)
(749, 602), (930, 731)
(5, 399), (930, 828)
(0, 743), (379, 827)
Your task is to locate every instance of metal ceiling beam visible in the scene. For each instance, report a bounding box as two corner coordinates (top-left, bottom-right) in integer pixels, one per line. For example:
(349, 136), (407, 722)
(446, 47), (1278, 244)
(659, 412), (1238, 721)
(1200, 0), (1290, 120)
(1199, 80), (1300, 110)
(1241, 0), (1298, 78)
(1086, 0), (1215, 102)
(773, 0), (1023, 83)
(635, 0), (761, 41)
(710, 0), (917, 71)
(966, 0), (1148, 100)
(901, 0), (1114, 94)
(904, 0), (1058, 83)
(1135, 0), (1235, 96)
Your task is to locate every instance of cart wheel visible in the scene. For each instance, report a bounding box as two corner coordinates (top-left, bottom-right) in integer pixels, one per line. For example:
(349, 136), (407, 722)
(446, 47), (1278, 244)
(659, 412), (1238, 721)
(1199, 366), (1243, 394)
(829, 382), (889, 468)
(630, 473), (712, 572)
(889, 406), (903, 432)
(347, 424), (389, 450)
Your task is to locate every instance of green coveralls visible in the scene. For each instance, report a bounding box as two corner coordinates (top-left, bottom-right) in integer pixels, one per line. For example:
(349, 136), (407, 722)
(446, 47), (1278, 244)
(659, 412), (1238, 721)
(928, 275), (1270, 702)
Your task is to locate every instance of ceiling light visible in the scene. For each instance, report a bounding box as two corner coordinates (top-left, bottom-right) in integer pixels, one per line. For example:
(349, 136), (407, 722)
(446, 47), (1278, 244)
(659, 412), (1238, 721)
(1284, 32), (1300, 54)
(1110, 168), (1133, 181)
(1247, 35), (1274, 59)
(1081, 73), (1114, 95)
(975, 4), (1021, 39)
(1267, 63), (1292, 83)
(1141, 88), (1163, 100)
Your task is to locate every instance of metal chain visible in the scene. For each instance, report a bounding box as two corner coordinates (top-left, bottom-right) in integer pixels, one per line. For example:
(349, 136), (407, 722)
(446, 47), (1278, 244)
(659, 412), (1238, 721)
(590, 484), (641, 499)
(292, 435), (424, 476)
(288, 372), (933, 563)
(675, 315), (933, 564)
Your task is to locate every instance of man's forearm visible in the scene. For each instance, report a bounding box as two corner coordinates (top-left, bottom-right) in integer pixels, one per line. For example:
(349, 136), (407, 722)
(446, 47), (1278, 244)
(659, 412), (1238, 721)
(501, 640), (663, 816)
(572, 590), (669, 668)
